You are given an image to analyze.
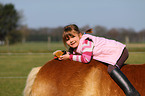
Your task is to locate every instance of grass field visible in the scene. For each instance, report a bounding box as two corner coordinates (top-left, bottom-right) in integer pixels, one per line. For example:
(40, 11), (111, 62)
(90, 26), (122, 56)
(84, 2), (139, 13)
(0, 42), (145, 96)
(0, 53), (52, 96)
(0, 42), (65, 53)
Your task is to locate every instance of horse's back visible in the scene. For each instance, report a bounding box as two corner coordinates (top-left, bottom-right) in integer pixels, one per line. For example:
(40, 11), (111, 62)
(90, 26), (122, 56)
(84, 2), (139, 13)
(31, 59), (145, 96)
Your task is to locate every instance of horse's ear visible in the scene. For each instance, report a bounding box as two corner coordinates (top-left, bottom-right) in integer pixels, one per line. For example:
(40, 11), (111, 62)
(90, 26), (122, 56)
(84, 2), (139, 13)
(85, 29), (93, 34)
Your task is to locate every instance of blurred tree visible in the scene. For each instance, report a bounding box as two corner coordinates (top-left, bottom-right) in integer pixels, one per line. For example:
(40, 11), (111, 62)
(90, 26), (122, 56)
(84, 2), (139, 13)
(80, 25), (90, 33)
(94, 26), (107, 37)
(138, 29), (145, 42)
(8, 30), (22, 44)
(49, 27), (63, 42)
(107, 28), (119, 40)
(0, 3), (21, 45)
(27, 28), (50, 41)
(20, 25), (29, 43)
(127, 28), (137, 42)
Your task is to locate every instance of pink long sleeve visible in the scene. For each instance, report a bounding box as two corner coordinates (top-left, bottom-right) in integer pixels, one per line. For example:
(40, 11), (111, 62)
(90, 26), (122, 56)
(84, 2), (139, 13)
(69, 40), (94, 63)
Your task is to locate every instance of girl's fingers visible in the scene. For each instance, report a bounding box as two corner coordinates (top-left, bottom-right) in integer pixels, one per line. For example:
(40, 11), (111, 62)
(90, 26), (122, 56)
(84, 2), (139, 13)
(59, 56), (63, 60)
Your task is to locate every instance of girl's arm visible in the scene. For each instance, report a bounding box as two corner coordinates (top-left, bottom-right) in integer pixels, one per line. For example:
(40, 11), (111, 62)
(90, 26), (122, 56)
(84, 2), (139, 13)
(69, 40), (94, 63)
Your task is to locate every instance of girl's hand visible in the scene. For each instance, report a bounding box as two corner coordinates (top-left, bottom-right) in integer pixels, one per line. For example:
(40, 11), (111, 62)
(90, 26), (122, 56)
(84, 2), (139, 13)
(58, 52), (70, 60)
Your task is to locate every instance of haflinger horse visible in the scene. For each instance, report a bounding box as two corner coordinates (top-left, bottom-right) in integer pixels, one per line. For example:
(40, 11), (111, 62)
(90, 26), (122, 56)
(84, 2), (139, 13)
(24, 59), (145, 96)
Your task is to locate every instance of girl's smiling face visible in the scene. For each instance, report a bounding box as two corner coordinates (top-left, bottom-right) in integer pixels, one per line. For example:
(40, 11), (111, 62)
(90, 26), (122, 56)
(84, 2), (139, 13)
(66, 33), (82, 48)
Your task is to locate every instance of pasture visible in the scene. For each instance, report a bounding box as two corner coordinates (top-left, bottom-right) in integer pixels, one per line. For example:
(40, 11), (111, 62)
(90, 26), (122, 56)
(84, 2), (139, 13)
(0, 42), (145, 96)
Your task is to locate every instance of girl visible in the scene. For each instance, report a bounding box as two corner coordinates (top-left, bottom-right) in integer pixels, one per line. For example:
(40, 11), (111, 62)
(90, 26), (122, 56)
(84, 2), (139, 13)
(59, 24), (140, 96)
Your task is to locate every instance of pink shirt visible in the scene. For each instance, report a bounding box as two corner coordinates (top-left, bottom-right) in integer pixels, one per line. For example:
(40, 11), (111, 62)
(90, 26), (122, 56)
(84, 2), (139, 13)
(69, 34), (126, 65)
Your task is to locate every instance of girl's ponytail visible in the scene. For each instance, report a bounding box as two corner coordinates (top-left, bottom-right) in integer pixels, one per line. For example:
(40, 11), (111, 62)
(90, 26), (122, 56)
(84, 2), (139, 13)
(84, 29), (93, 34)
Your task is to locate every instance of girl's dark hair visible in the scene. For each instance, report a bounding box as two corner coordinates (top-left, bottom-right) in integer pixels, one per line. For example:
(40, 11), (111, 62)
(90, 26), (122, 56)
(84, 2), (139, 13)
(64, 24), (80, 33)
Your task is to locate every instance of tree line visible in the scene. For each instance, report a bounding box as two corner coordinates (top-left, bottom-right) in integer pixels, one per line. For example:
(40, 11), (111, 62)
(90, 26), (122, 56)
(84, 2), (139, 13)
(21, 25), (145, 43)
(0, 3), (145, 45)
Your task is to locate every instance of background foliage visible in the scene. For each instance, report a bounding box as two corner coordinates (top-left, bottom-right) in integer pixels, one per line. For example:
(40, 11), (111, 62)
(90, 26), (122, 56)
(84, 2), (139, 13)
(0, 3), (21, 44)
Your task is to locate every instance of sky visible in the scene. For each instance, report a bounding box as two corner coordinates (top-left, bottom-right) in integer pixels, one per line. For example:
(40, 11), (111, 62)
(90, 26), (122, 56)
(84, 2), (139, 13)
(1, 0), (145, 32)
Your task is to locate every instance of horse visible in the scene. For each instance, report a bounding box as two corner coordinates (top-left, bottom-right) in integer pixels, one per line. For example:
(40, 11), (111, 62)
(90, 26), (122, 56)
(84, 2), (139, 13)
(23, 59), (145, 96)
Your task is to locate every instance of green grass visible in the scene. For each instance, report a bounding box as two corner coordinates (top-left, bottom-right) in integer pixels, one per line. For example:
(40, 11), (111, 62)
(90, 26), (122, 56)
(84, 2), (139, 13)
(0, 42), (145, 96)
(0, 54), (52, 77)
(0, 42), (65, 53)
(0, 79), (26, 96)
(0, 53), (53, 96)
(126, 43), (145, 52)
(126, 52), (145, 64)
